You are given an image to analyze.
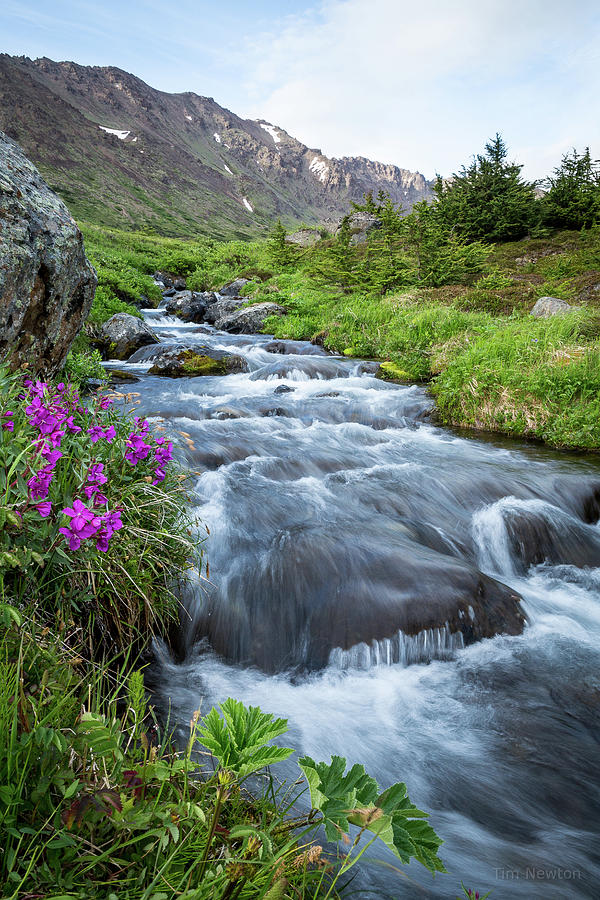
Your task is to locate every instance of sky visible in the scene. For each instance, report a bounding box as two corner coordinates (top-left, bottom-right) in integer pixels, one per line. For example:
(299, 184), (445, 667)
(2, 0), (600, 180)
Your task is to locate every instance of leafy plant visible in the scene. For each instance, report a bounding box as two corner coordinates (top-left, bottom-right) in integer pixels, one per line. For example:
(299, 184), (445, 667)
(299, 755), (445, 873)
(198, 698), (293, 778)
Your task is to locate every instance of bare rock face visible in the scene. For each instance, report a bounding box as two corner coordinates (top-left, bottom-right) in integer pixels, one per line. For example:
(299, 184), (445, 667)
(531, 296), (574, 318)
(0, 131), (97, 374)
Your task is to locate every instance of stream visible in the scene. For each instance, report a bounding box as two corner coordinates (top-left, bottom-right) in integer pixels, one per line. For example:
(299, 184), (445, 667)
(109, 306), (600, 899)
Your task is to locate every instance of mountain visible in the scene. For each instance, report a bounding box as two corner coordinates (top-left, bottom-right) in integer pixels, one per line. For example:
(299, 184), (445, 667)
(0, 54), (433, 239)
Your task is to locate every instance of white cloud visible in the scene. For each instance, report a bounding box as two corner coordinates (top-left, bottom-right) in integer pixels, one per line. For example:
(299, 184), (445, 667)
(239, 0), (600, 179)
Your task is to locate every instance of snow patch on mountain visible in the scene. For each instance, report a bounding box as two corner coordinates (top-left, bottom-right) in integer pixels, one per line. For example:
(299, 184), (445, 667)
(309, 156), (329, 183)
(259, 123), (281, 144)
(99, 126), (130, 140)
(214, 132), (222, 143)
(242, 197), (253, 212)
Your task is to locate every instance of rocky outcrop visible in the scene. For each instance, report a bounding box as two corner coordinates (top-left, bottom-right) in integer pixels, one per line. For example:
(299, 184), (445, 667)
(531, 296), (574, 317)
(339, 210), (382, 245)
(147, 346), (248, 377)
(0, 131), (97, 375)
(285, 228), (321, 247)
(218, 302), (286, 334)
(98, 312), (159, 360)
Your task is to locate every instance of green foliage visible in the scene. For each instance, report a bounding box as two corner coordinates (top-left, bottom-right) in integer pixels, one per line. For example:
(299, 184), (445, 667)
(0, 619), (445, 899)
(299, 755), (445, 873)
(541, 147), (600, 230)
(88, 284), (143, 326)
(198, 699), (293, 778)
(267, 220), (294, 268)
(64, 348), (107, 384)
(431, 310), (600, 447)
(434, 134), (538, 242)
(403, 200), (491, 285)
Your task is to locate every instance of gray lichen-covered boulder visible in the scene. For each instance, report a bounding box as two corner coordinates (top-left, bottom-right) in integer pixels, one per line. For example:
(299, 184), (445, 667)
(531, 296), (574, 318)
(98, 313), (159, 360)
(163, 290), (216, 323)
(204, 296), (245, 325)
(219, 278), (251, 297)
(0, 131), (97, 374)
(218, 302), (286, 334)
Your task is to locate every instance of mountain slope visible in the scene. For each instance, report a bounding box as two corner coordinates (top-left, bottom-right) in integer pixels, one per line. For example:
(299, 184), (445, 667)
(0, 54), (433, 238)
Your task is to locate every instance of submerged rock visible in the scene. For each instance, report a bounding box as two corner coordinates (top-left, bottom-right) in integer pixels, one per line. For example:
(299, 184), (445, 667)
(218, 302), (286, 334)
(192, 523), (525, 673)
(147, 346), (249, 377)
(98, 312), (159, 360)
(0, 130), (97, 375)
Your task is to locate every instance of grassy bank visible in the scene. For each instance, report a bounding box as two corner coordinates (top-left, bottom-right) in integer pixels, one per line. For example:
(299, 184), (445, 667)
(0, 369), (447, 898)
(77, 221), (600, 450)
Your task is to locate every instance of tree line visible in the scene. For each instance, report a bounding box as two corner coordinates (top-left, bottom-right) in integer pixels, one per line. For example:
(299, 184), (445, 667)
(269, 135), (600, 294)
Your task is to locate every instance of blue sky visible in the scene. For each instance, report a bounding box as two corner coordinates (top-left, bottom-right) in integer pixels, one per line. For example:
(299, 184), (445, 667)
(2, 0), (600, 180)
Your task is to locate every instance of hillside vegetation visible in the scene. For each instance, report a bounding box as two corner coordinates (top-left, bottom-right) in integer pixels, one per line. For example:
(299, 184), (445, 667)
(79, 137), (600, 450)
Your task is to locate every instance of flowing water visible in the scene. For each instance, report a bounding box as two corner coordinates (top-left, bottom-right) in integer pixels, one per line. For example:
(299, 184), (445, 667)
(112, 308), (600, 899)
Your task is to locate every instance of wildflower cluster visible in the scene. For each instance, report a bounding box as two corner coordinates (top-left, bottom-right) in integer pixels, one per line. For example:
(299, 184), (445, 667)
(1, 375), (175, 560)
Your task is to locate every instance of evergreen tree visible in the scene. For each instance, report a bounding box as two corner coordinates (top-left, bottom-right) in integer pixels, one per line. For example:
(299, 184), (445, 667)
(402, 201), (491, 286)
(434, 134), (537, 243)
(268, 219), (293, 268)
(541, 148), (600, 230)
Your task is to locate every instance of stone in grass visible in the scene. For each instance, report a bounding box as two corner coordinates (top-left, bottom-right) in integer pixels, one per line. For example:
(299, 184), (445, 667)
(148, 347), (249, 377)
(217, 302), (286, 334)
(530, 296), (574, 318)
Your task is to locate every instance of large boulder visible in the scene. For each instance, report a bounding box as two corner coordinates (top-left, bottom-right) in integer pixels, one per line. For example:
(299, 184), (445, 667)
(98, 313), (159, 360)
(147, 345), (248, 377)
(163, 290), (216, 323)
(218, 302), (286, 334)
(0, 131), (97, 375)
(204, 296), (245, 325)
(219, 277), (250, 297)
(531, 296), (574, 318)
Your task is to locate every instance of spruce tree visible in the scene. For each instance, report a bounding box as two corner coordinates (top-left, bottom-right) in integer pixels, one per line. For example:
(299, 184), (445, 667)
(434, 134), (537, 242)
(541, 148), (600, 230)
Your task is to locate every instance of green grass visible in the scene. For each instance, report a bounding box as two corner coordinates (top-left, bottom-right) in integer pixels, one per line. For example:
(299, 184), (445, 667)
(77, 221), (600, 449)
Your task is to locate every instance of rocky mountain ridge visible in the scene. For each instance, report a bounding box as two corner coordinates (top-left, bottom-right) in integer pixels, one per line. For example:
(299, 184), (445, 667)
(0, 54), (433, 238)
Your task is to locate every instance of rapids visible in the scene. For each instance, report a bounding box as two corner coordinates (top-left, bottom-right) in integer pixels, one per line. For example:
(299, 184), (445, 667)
(110, 308), (600, 899)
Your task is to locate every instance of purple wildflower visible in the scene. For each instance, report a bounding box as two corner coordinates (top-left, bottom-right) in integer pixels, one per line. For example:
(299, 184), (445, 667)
(99, 397), (113, 410)
(35, 501), (52, 518)
(61, 499), (102, 539)
(40, 446), (63, 468)
(27, 469), (53, 501)
(87, 425), (106, 443)
(125, 433), (151, 465)
(65, 415), (82, 434)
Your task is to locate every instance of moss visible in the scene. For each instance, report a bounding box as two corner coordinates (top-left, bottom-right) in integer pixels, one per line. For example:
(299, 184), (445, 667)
(376, 361), (414, 382)
(181, 352), (228, 376)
